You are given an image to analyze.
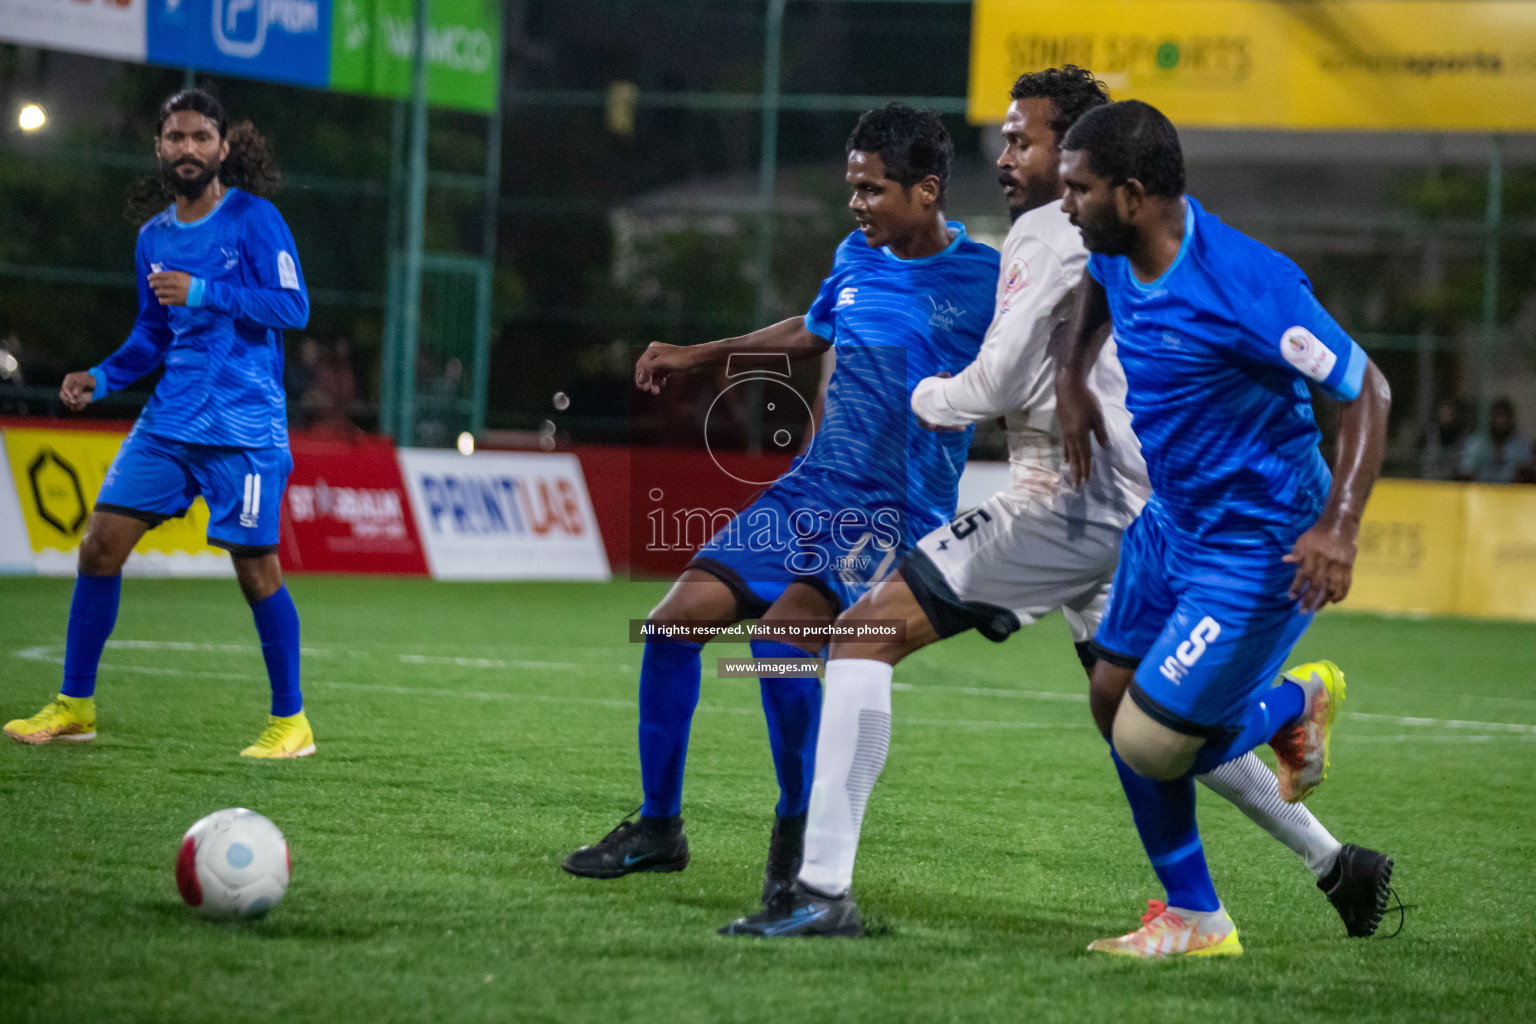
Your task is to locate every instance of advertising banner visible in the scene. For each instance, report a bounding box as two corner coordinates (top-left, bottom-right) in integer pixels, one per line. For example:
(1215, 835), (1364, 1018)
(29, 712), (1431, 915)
(1343, 479), (1466, 618)
(280, 434), (429, 574)
(0, 426), (232, 577)
(1457, 486), (1536, 622)
(398, 448), (610, 582)
(147, 0), (333, 89)
(0, 0), (147, 62)
(969, 0), (1536, 131)
(330, 0), (499, 113)
(0, 433), (36, 574)
(0, 0), (496, 112)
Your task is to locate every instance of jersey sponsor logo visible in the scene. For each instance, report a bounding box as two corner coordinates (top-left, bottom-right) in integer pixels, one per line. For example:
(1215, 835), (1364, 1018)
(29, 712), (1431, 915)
(835, 287), (858, 309)
(221, 246), (240, 270)
(277, 250), (300, 290)
(1159, 615), (1221, 684)
(240, 472), (263, 529)
(1280, 325), (1337, 383)
(927, 296), (967, 331)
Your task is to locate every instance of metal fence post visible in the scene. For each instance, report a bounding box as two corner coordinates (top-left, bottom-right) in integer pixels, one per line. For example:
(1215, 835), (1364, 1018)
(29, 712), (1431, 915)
(399, 0), (431, 447)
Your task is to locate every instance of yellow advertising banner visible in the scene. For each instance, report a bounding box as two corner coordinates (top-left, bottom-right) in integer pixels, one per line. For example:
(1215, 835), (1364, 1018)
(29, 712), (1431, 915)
(2, 427), (230, 576)
(969, 0), (1536, 131)
(1457, 485), (1536, 621)
(1343, 479), (1465, 617)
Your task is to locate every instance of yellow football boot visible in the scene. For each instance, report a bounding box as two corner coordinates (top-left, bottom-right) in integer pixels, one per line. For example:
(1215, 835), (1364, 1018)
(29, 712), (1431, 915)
(1088, 899), (1244, 958)
(1270, 660), (1346, 803)
(4, 694), (96, 745)
(240, 711), (316, 759)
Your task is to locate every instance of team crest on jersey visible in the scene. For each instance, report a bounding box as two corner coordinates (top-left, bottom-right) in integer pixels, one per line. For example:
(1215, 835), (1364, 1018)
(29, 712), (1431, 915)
(927, 296), (967, 331)
(1280, 325), (1337, 382)
(999, 257), (1030, 311)
(221, 247), (239, 270)
(835, 287), (858, 309)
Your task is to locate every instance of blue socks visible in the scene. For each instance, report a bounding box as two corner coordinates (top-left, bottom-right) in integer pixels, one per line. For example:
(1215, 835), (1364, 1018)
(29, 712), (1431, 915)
(1191, 678), (1306, 775)
(638, 639), (704, 819)
(250, 586), (303, 717)
(61, 573), (122, 698)
(751, 640), (823, 818)
(1111, 748), (1221, 912)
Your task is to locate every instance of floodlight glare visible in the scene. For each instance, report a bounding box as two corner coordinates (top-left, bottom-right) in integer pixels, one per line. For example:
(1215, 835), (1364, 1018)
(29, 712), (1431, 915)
(18, 104), (47, 132)
(456, 431), (475, 456)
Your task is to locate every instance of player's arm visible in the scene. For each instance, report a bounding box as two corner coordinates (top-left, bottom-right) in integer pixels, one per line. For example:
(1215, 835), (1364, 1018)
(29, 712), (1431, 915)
(912, 244), (1071, 431)
(1286, 357), (1390, 610)
(635, 318), (829, 395)
(159, 204), (310, 330)
(1245, 278), (1391, 609)
(63, 237), (173, 412)
(1053, 274), (1113, 486)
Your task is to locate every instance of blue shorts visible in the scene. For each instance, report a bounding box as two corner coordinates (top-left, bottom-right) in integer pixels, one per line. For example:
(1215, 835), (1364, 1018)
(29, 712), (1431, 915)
(1090, 503), (1313, 737)
(687, 475), (907, 616)
(96, 427), (292, 555)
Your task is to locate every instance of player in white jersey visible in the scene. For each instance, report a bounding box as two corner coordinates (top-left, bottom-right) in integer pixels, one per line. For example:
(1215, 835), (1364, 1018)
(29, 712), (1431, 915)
(722, 67), (1393, 940)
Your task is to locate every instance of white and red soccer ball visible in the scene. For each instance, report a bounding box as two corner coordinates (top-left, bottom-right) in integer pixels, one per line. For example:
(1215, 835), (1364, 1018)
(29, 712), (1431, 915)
(176, 808), (290, 917)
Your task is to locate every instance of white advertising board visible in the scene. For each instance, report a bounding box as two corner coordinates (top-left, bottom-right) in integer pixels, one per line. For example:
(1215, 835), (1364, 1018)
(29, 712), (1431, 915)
(0, 433), (36, 575)
(0, 0), (148, 62)
(397, 448), (611, 582)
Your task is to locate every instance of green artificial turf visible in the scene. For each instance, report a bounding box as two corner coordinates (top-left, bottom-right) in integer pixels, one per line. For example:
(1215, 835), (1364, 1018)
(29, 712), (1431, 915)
(1, 576), (1532, 1023)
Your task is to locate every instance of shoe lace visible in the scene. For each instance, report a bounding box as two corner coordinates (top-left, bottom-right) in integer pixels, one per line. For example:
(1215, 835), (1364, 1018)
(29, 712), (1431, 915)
(252, 718), (288, 749)
(598, 805), (645, 845)
(1140, 899), (1167, 925)
(1377, 886), (1412, 939)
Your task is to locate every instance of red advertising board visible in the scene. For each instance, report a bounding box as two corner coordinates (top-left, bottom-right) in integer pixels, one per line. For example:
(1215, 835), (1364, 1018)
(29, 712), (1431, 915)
(280, 434), (429, 575)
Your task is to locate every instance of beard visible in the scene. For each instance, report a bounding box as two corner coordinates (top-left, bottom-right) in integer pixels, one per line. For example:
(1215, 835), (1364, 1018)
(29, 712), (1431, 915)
(161, 156), (220, 199)
(1002, 173), (1059, 223)
(1075, 206), (1138, 256)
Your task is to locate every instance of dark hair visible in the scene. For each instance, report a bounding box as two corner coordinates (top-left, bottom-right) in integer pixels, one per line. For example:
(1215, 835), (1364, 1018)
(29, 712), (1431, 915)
(1061, 99), (1185, 198)
(1009, 65), (1111, 141)
(124, 89), (282, 223)
(846, 103), (953, 202)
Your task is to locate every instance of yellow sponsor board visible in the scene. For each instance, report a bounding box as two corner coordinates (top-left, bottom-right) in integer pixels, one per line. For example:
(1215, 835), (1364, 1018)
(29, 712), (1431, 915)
(969, 0), (1536, 131)
(1458, 485), (1536, 622)
(1343, 479), (1465, 617)
(2, 427), (229, 574)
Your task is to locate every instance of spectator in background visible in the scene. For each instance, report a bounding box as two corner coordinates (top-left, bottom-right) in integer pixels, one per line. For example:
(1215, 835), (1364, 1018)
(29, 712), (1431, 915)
(1458, 398), (1532, 483)
(1416, 397), (1467, 480)
(305, 338), (359, 437)
(287, 336), (324, 426)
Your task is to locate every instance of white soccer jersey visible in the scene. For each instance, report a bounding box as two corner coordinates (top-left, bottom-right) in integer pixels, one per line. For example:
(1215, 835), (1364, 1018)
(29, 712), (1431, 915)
(909, 199), (1149, 530)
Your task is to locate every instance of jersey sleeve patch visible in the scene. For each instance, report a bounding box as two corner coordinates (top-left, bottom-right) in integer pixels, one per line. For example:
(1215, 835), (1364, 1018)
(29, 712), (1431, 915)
(1279, 325), (1337, 383)
(277, 250), (300, 290)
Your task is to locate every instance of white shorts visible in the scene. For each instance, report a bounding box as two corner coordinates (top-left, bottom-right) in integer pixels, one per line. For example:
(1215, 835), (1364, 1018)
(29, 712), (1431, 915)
(902, 490), (1122, 645)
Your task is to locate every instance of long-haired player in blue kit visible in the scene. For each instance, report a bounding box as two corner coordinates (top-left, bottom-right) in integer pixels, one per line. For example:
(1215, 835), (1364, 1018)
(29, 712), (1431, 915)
(561, 105), (999, 904)
(3, 90), (315, 759)
(1055, 101), (1393, 956)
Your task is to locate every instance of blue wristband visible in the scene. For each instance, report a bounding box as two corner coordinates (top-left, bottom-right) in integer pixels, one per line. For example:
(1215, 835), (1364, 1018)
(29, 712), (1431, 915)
(186, 276), (208, 308)
(87, 367), (108, 401)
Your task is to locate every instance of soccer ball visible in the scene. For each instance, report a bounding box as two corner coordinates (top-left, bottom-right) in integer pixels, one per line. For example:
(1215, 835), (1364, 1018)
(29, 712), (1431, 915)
(176, 808), (290, 917)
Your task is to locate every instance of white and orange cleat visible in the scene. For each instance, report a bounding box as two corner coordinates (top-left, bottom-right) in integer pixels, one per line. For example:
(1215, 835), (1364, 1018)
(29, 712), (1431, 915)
(1270, 660), (1346, 803)
(1088, 899), (1243, 958)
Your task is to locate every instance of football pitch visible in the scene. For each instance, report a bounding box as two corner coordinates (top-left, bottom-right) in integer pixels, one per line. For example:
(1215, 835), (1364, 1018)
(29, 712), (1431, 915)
(2, 576), (1533, 1024)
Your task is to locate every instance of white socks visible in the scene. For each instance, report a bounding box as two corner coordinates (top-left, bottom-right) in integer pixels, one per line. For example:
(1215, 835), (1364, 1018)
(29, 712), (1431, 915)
(1198, 752), (1343, 878)
(798, 659), (893, 898)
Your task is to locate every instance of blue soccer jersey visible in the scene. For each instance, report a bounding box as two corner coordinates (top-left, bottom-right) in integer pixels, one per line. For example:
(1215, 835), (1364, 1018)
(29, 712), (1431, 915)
(1087, 197), (1366, 552)
(801, 223), (1000, 544)
(88, 188), (309, 449)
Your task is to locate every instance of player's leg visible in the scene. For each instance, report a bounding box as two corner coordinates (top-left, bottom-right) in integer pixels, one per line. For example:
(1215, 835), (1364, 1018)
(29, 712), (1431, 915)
(561, 566), (743, 878)
(1081, 514), (1242, 957)
(5, 429), (189, 745)
(192, 444), (313, 759)
(748, 579), (841, 902)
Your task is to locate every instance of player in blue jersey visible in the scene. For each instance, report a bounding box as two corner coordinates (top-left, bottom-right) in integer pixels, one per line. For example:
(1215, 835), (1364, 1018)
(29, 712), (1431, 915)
(562, 105), (999, 900)
(1053, 100), (1392, 956)
(3, 91), (315, 759)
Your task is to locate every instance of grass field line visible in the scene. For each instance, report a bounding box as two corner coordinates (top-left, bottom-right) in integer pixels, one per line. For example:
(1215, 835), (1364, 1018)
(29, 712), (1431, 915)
(1345, 710), (1536, 734)
(397, 653), (630, 671)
